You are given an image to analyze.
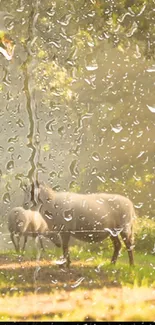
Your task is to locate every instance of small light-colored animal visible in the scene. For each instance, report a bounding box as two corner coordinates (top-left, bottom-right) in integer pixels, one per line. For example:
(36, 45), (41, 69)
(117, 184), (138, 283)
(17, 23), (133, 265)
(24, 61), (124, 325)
(8, 206), (61, 253)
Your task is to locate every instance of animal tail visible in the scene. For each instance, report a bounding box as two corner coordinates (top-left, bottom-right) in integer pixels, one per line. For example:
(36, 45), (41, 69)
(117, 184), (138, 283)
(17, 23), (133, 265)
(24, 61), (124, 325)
(129, 223), (134, 246)
(130, 205), (137, 246)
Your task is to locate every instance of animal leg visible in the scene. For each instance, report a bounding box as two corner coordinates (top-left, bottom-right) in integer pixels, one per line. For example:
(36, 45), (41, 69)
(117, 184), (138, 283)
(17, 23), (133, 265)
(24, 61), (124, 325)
(10, 233), (19, 252)
(39, 236), (45, 252)
(60, 232), (71, 268)
(120, 231), (134, 266)
(16, 234), (21, 253)
(34, 235), (41, 257)
(22, 235), (28, 252)
(49, 232), (61, 248)
(110, 235), (122, 264)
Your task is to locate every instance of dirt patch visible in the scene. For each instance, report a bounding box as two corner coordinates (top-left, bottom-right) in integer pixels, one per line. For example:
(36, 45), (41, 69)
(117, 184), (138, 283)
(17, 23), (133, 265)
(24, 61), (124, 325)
(0, 255), (117, 295)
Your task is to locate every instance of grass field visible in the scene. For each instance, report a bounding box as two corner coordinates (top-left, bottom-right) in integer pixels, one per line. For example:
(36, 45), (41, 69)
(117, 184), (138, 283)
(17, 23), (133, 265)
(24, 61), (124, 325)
(0, 241), (155, 321)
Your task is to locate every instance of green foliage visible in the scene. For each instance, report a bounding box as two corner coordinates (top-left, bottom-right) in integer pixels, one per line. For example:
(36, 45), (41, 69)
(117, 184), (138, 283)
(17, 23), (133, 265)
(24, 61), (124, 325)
(69, 181), (81, 193)
(91, 0), (155, 59)
(71, 216), (155, 256)
(96, 171), (155, 218)
(134, 217), (155, 254)
(74, 28), (97, 50)
(33, 60), (74, 104)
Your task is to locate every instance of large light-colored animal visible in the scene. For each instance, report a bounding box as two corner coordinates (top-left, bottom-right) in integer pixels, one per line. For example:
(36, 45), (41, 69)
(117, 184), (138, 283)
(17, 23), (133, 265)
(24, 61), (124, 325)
(23, 181), (136, 267)
(8, 206), (61, 253)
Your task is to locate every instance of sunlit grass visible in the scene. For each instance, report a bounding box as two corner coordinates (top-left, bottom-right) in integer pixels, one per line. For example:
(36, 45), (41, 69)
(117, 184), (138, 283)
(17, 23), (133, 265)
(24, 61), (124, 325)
(0, 246), (155, 321)
(0, 246), (155, 290)
(0, 285), (155, 321)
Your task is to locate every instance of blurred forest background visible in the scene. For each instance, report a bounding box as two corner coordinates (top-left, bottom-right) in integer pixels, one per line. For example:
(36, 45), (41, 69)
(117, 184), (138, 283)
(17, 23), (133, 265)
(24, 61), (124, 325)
(0, 0), (155, 231)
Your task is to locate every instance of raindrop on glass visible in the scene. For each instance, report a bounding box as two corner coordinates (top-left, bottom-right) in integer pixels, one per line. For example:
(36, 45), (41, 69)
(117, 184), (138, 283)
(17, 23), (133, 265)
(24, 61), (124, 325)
(146, 105), (155, 113)
(6, 160), (14, 172)
(111, 125), (123, 133)
(45, 120), (54, 134)
(3, 192), (11, 204)
(92, 152), (100, 162)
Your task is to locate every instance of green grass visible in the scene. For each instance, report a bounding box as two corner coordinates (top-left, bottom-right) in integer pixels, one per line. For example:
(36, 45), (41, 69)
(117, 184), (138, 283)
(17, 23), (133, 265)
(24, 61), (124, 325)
(0, 245), (155, 290)
(0, 216), (155, 320)
(0, 245), (155, 321)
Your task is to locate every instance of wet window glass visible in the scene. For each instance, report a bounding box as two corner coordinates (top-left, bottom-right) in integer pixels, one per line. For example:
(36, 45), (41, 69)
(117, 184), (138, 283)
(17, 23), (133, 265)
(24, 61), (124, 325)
(0, 0), (155, 321)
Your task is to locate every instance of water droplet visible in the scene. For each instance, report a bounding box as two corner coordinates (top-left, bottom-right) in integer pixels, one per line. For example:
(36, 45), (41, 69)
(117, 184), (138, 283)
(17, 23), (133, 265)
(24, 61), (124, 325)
(137, 151), (145, 158)
(101, 127), (107, 132)
(86, 64), (98, 71)
(146, 105), (155, 113)
(0, 146), (4, 153)
(91, 167), (97, 175)
(146, 66), (155, 72)
(79, 215), (85, 221)
(121, 137), (129, 142)
(71, 277), (85, 288)
(96, 175), (106, 183)
(16, 119), (24, 128)
(44, 212), (53, 220)
(87, 41), (95, 47)
(58, 170), (63, 178)
(69, 160), (79, 178)
(55, 257), (67, 266)
(6, 182), (11, 191)
(45, 120), (54, 134)
(69, 181), (79, 191)
(142, 234), (147, 240)
(64, 208), (73, 222)
(53, 185), (60, 191)
(49, 171), (57, 179)
(64, 214), (73, 222)
(57, 13), (72, 26)
(134, 203), (143, 209)
(126, 21), (138, 38)
(8, 147), (14, 153)
(92, 152), (100, 162)
(58, 126), (65, 137)
(137, 131), (143, 138)
(35, 133), (40, 144)
(47, 4), (56, 17)
(8, 136), (18, 143)
(3, 192), (10, 204)
(104, 228), (123, 237)
(6, 160), (14, 172)
(111, 125), (123, 133)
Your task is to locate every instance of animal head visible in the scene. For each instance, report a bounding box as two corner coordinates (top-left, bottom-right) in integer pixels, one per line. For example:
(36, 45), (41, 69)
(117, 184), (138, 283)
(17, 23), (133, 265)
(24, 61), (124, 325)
(22, 180), (40, 209)
(23, 180), (55, 208)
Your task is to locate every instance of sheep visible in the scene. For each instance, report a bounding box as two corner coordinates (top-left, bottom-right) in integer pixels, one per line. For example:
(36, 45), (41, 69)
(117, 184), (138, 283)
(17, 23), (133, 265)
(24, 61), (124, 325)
(24, 181), (135, 267)
(7, 206), (61, 253)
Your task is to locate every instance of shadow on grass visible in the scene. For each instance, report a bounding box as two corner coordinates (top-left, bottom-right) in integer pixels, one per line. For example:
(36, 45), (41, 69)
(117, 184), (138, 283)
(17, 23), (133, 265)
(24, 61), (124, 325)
(0, 248), (155, 297)
(0, 252), (124, 295)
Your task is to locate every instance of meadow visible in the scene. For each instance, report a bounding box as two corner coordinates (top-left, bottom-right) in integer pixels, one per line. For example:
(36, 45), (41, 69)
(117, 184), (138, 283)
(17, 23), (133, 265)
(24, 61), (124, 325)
(0, 216), (155, 321)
